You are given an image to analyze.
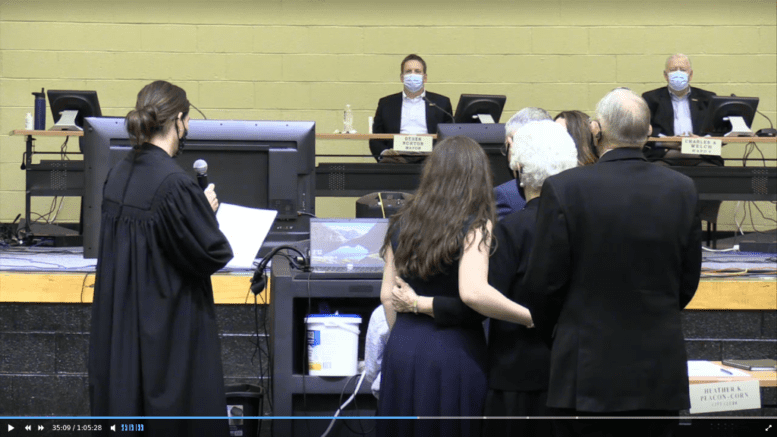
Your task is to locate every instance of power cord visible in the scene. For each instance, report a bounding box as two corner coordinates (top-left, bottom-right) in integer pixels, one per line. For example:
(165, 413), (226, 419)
(320, 371), (368, 437)
(248, 245), (310, 426)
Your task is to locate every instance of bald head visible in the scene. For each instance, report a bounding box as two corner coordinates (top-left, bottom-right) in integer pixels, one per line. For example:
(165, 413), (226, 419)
(595, 88), (651, 148)
(665, 53), (692, 71)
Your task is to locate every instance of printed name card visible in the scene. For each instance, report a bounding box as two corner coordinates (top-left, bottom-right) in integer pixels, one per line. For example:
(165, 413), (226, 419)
(689, 380), (761, 414)
(393, 135), (433, 153)
(681, 137), (722, 156)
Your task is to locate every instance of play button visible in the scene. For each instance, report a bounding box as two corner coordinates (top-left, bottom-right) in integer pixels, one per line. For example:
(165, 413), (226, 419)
(7, 424), (13, 431)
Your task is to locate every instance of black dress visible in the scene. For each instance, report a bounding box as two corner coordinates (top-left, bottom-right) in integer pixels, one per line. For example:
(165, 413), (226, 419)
(432, 199), (553, 436)
(88, 144), (233, 436)
(378, 226), (487, 437)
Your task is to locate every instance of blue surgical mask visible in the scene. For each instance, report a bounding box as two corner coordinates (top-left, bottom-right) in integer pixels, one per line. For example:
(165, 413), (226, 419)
(403, 74), (424, 93)
(667, 71), (689, 92)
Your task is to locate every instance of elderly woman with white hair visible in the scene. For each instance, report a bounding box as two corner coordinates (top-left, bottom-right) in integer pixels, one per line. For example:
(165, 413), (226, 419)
(391, 120), (578, 435)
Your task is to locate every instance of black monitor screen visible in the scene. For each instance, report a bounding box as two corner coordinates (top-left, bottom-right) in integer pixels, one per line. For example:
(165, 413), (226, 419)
(81, 118), (315, 259)
(47, 90), (102, 129)
(453, 94), (507, 124)
(700, 96), (759, 136)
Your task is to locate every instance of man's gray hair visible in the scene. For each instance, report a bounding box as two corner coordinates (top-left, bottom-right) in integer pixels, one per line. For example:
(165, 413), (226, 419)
(594, 88), (651, 148)
(504, 107), (552, 139)
(509, 120), (578, 191)
(665, 53), (692, 71)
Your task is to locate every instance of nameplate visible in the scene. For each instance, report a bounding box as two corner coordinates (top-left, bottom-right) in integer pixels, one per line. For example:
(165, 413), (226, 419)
(393, 135), (433, 153)
(681, 137), (722, 156)
(689, 380), (761, 414)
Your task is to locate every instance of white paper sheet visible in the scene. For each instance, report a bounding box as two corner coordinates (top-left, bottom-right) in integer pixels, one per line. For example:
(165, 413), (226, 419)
(216, 203), (277, 270)
(687, 360), (750, 377)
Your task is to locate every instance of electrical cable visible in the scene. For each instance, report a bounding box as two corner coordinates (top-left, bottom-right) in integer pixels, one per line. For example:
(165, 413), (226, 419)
(337, 374), (374, 435)
(320, 371), (368, 437)
(378, 192), (386, 218)
(246, 245), (309, 426)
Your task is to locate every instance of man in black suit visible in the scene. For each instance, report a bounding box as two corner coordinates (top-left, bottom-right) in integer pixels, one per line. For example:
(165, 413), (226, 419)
(524, 88), (702, 437)
(642, 53), (720, 164)
(369, 54), (453, 161)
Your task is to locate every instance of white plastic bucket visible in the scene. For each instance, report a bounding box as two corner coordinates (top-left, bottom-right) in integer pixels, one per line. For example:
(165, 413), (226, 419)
(305, 314), (362, 376)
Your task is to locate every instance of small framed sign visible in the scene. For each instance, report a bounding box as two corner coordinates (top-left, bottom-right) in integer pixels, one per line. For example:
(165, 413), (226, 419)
(393, 135), (433, 153)
(681, 137), (722, 156)
(689, 380), (761, 414)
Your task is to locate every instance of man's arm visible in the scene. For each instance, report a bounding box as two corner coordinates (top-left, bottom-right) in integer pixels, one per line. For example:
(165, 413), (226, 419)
(523, 180), (572, 345)
(369, 100), (391, 161)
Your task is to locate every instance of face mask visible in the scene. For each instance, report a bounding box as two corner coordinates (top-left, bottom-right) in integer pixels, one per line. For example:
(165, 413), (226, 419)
(667, 71), (689, 92)
(175, 119), (188, 156)
(403, 74), (424, 93)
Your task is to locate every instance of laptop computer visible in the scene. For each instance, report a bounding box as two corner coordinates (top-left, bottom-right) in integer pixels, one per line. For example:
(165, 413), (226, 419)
(307, 218), (390, 278)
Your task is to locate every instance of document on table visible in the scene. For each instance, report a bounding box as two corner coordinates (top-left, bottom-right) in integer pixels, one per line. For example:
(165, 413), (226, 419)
(687, 360), (750, 377)
(216, 203), (277, 270)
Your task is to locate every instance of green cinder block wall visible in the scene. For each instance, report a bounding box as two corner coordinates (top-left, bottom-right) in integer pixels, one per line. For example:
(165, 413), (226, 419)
(1, 0), (775, 229)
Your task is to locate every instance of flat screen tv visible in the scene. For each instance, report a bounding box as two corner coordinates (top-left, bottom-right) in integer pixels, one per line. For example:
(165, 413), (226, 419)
(81, 117), (315, 259)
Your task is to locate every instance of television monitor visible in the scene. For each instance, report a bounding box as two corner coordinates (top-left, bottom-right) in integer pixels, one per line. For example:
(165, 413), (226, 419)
(436, 123), (512, 185)
(47, 90), (102, 131)
(700, 96), (759, 137)
(453, 94), (507, 124)
(81, 117), (316, 259)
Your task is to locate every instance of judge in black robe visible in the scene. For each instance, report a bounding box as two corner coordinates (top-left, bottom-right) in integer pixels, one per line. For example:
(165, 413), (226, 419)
(88, 142), (233, 435)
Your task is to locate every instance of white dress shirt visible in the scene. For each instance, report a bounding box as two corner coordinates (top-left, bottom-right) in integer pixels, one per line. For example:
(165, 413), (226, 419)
(400, 90), (428, 134)
(671, 90), (694, 136)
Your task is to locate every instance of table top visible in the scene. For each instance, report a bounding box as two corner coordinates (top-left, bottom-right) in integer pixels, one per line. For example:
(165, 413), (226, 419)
(689, 361), (776, 387)
(12, 130), (775, 143)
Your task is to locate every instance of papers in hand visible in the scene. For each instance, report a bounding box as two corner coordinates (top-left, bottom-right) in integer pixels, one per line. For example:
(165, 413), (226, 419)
(216, 203), (277, 270)
(687, 360), (750, 377)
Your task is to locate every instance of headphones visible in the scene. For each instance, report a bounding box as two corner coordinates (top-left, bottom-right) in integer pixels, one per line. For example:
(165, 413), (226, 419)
(250, 245), (309, 295)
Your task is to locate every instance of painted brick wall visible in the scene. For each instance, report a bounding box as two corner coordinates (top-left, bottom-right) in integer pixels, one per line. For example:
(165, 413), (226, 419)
(1, 0), (775, 226)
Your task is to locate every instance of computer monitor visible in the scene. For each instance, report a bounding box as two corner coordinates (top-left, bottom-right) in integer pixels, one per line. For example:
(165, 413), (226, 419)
(700, 96), (759, 137)
(81, 117), (316, 259)
(436, 123), (512, 185)
(453, 94), (507, 124)
(47, 90), (102, 131)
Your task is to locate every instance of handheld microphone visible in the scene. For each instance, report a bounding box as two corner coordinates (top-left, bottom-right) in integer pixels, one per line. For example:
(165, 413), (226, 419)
(423, 95), (455, 121)
(193, 159), (209, 190)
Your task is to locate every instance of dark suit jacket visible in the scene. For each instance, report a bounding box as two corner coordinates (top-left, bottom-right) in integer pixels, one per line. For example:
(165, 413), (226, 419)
(642, 86), (716, 137)
(495, 178), (526, 221)
(642, 86), (722, 165)
(432, 199), (550, 392)
(369, 91), (453, 160)
(523, 147), (702, 412)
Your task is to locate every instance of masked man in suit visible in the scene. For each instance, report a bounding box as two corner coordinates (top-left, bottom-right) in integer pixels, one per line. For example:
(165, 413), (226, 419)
(642, 53), (722, 165)
(369, 54), (453, 162)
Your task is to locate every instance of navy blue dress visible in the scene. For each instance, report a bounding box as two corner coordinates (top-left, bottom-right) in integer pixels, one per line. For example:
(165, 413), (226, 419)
(378, 227), (487, 437)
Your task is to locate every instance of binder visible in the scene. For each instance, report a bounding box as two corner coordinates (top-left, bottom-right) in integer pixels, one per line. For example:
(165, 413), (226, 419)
(721, 359), (777, 371)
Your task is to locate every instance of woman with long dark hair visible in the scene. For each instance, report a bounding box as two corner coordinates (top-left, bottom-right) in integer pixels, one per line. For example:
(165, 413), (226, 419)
(390, 121), (580, 436)
(88, 80), (233, 436)
(555, 110), (598, 166)
(378, 136), (534, 437)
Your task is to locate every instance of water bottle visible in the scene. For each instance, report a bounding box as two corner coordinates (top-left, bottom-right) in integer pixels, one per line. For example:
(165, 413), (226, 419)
(343, 104), (354, 133)
(32, 88), (46, 130)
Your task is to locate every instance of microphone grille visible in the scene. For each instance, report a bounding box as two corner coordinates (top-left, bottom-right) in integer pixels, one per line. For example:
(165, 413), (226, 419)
(193, 159), (208, 174)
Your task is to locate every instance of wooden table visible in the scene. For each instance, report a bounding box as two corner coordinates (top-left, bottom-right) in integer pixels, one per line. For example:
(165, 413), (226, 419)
(690, 361), (776, 388)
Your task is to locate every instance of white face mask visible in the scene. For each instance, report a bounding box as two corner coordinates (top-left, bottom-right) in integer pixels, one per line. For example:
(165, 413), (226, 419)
(403, 74), (424, 93)
(667, 71), (689, 92)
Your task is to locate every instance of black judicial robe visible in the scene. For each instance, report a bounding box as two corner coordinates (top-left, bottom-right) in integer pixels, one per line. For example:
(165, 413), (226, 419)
(88, 144), (233, 435)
